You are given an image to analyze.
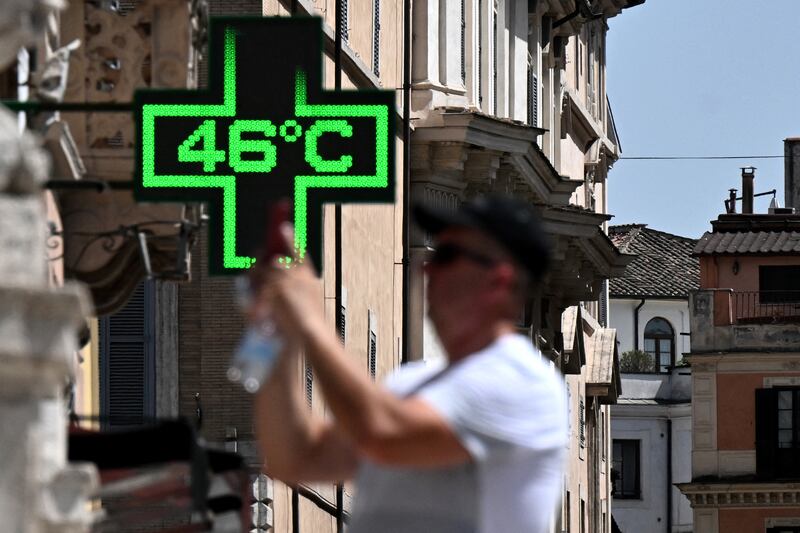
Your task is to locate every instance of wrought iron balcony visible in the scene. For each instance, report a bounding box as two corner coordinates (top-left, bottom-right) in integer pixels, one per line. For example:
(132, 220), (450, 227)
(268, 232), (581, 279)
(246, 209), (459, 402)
(733, 290), (800, 325)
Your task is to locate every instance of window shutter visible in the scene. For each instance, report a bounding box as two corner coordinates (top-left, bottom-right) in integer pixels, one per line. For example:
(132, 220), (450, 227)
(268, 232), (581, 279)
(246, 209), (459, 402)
(492, 1), (498, 115)
(527, 55), (538, 127)
(340, 0), (350, 42)
(338, 306), (346, 344)
(100, 282), (155, 428)
(372, 0), (381, 76)
(460, 0), (466, 84)
(478, 0), (483, 106)
(579, 398), (586, 448)
(368, 310), (377, 380)
(369, 332), (377, 379)
(599, 280), (608, 327)
(305, 360), (313, 408)
(756, 387), (778, 479)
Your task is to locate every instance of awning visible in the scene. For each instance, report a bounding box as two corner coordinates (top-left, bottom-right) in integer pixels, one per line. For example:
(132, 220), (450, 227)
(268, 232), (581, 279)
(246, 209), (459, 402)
(560, 306), (585, 375)
(583, 314), (621, 404)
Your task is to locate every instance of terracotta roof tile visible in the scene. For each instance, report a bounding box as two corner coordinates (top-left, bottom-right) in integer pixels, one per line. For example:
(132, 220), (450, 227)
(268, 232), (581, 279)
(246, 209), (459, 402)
(693, 231), (800, 255)
(609, 225), (699, 298)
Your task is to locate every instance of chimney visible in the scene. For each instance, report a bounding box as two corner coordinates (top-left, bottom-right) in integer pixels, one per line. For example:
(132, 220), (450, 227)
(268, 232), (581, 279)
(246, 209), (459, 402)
(741, 167), (755, 214)
(785, 138), (800, 210)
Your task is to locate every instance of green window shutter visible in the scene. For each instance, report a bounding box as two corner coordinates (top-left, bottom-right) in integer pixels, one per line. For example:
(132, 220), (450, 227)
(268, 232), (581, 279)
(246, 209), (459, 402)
(755, 387), (778, 480)
(100, 281), (156, 428)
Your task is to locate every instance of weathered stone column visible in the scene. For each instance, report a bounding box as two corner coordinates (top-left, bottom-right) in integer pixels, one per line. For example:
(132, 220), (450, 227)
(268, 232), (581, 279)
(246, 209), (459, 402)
(0, 101), (97, 533)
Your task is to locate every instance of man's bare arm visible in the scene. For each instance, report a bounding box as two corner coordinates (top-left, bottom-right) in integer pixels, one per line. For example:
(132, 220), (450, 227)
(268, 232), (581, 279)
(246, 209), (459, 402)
(264, 252), (471, 468)
(300, 319), (470, 467)
(253, 345), (358, 483)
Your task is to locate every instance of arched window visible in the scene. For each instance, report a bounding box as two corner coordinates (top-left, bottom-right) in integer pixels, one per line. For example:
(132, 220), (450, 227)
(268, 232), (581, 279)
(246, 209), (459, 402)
(644, 317), (674, 373)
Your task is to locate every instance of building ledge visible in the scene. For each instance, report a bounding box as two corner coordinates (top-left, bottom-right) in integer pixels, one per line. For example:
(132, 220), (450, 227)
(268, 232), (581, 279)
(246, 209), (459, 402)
(677, 480), (800, 508)
(412, 109), (579, 206)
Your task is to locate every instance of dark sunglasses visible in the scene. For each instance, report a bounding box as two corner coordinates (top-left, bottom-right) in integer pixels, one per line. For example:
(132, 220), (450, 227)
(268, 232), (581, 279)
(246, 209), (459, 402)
(430, 243), (497, 268)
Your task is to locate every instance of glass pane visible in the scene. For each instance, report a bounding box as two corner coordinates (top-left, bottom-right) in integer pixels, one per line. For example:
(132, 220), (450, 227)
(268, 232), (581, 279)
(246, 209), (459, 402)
(644, 338), (656, 352)
(779, 410), (794, 430)
(779, 429), (793, 448)
(779, 390), (793, 410)
(644, 317), (673, 336)
(659, 339), (671, 354)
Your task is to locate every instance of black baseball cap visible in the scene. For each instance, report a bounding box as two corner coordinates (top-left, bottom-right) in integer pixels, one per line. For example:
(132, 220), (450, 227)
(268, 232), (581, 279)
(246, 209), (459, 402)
(413, 195), (551, 281)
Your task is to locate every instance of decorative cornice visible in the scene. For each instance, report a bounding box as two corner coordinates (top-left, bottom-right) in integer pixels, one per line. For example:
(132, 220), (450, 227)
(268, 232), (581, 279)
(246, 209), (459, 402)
(677, 482), (800, 508)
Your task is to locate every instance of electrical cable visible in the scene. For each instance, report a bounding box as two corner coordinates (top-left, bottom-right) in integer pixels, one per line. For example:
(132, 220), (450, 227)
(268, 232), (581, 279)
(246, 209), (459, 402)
(619, 155), (784, 160)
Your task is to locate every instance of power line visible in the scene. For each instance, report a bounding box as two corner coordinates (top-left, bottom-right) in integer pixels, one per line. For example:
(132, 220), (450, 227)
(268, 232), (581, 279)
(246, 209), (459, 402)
(619, 155), (784, 160)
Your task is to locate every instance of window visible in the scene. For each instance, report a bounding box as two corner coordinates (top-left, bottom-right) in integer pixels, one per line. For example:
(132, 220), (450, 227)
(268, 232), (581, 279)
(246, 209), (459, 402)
(369, 331), (377, 379)
(643, 317), (674, 373)
(99, 281), (155, 428)
(460, 0), (466, 84)
(492, 0), (498, 115)
(478, 0), (483, 106)
(601, 410), (606, 461)
(305, 359), (313, 408)
(579, 398), (586, 449)
(759, 265), (800, 303)
(526, 52), (538, 127)
(372, 0), (381, 76)
(340, 0), (349, 42)
(587, 27), (596, 116)
(612, 439), (641, 499)
(757, 387), (800, 480)
(338, 288), (347, 344)
(368, 310), (377, 380)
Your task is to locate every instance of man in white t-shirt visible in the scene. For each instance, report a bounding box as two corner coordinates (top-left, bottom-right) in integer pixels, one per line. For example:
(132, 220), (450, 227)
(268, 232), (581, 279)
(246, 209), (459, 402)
(253, 195), (568, 532)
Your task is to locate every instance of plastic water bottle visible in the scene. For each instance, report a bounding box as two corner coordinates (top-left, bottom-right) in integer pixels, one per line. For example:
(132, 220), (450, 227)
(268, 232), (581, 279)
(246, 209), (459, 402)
(227, 276), (284, 393)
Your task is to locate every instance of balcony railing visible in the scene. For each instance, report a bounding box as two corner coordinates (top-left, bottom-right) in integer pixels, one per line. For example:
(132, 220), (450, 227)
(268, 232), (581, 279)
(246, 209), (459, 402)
(733, 290), (800, 324)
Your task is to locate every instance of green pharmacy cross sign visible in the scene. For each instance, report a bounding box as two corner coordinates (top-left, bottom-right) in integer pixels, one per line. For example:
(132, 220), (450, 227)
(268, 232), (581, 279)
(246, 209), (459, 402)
(135, 17), (394, 275)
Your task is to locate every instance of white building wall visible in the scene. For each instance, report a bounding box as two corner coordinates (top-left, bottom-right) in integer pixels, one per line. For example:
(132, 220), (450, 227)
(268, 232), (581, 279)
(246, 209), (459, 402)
(612, 407), (693, 533)
(610, 298), (690, 361)
(672, 411), (693, 532)
(611, 297), (693, 533)
(612, 416), (670, 532)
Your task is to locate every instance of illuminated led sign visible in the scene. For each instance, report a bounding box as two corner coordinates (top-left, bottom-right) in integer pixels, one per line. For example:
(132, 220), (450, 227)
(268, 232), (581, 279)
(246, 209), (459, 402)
(134, 17), (394, 274)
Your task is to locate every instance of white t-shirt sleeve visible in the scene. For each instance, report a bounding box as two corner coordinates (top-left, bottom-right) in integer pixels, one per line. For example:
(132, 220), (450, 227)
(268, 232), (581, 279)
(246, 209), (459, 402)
(415, 346), (567, 462)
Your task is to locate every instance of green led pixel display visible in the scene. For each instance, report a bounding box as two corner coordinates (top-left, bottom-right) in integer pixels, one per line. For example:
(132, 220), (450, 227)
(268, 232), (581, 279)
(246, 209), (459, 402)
(134, 17), (395, 274)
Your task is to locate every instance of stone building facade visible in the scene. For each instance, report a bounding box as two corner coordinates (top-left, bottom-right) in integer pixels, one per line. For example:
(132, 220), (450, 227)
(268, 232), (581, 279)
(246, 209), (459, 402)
(678, 160), (800, 533)
(5, 0), (648, 530)
(407, 1), (642, 532)
(609, 225), (698, 533)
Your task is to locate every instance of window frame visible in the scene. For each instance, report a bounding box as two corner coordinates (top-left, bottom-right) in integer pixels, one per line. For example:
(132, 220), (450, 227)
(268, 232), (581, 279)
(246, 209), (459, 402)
(643, 317), (674, 374)
(756, 386), (800, 481)
(759, 265), (800, 304)
(612, 439), (641, 500)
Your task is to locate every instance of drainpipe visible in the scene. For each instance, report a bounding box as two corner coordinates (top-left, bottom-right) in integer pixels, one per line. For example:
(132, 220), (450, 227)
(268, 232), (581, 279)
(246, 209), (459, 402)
(401, 0), (411, 364)
(334, 1), (344, 529)
(633, 299), (645, 351)
(667, 417), (673, 533)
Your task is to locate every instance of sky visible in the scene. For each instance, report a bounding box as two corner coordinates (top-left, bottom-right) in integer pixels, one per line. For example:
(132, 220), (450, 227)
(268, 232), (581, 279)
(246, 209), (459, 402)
(605, 0), (800, 239)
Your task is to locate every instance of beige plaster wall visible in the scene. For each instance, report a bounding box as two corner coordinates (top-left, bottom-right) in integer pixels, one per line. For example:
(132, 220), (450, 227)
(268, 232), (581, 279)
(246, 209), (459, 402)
(719, 508), (800, 533)
(707, 255), (800, 292)
(717, 372), (800, 451)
